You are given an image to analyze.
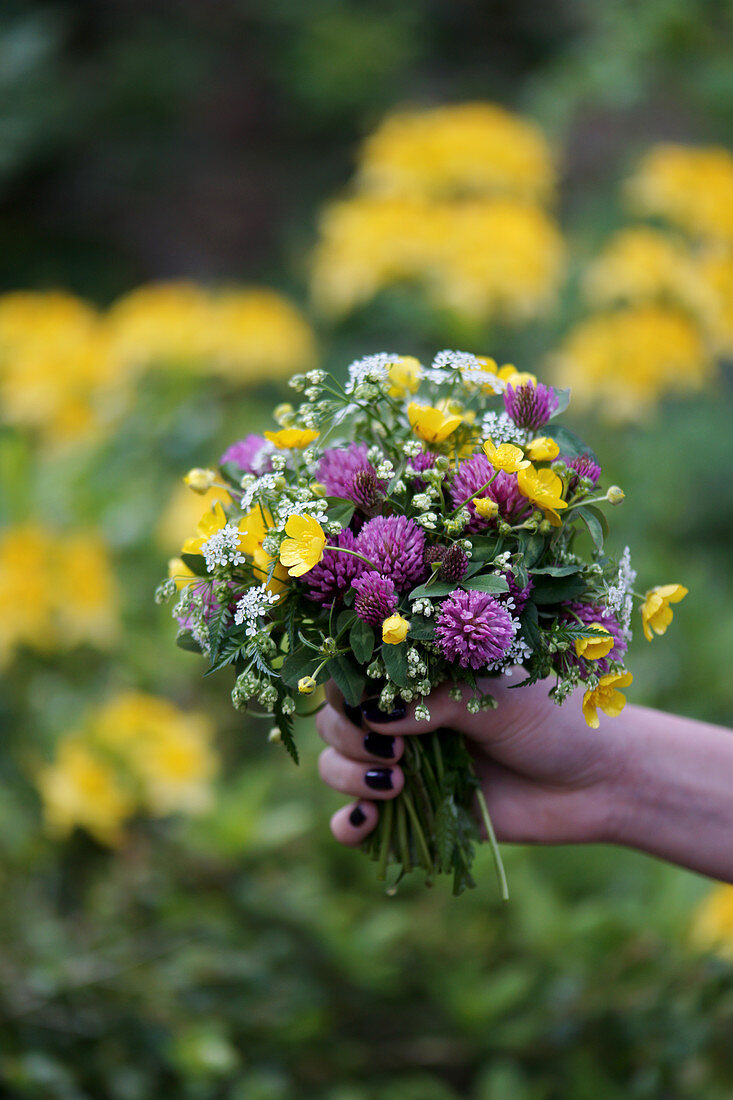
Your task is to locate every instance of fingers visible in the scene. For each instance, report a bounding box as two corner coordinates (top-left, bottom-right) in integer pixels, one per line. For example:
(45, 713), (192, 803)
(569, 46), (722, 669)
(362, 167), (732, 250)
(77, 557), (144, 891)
(329, 800), (379, 846)
(316, 702), (404, 764)
(318, 746), (404, 800)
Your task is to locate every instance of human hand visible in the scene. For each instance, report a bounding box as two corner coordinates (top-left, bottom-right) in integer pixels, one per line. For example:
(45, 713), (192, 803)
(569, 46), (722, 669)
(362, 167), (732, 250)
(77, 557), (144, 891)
(316, 669), (631, 849)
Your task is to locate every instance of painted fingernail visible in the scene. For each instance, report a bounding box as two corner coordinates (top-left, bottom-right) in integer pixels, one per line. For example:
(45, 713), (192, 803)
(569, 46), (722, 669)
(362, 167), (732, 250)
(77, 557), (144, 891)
(343, 703), (363, 728)
(365, 768), (394, 791)
(349, 804), (367, 827)
(360, 699), (407, 724)
(363, 731), (395, 759)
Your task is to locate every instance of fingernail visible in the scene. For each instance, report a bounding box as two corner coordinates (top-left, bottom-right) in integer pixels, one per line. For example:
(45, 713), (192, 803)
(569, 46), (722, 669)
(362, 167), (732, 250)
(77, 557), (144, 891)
(363, 731), (395, 759)
(365, 768), (394, 791)
(343, 703), (363, 728)
(349, 804), (367, 827)
(360, 699), (407, 724)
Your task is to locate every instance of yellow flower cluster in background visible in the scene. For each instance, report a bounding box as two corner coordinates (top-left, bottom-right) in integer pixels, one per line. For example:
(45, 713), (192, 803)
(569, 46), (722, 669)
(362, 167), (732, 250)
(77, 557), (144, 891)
(311, 103), (564, 323)
(0, 524), (119, 667)
(37, 691), (218, 846)
(690, 885), (733, 962)
(107, 283), (316, 380)
(0, 284), (315, 448)
(356, 102), (556, 202)
(626, 144), (733, 243)
(551, 143), (733, 416)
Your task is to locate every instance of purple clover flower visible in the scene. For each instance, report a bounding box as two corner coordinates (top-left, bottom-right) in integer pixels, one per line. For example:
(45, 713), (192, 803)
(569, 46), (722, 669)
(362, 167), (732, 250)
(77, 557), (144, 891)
(565, 454), (602, 490)
(355, 515), (426, 592)
(435, 590), (517, 670)
(352, 571), (398, 625)
(450, 454), (529, 532)
(317, 444), (386, 507)
(305, 528), (362, 607)
(504, 382), (558, 431)
(220, 434), (273, 475)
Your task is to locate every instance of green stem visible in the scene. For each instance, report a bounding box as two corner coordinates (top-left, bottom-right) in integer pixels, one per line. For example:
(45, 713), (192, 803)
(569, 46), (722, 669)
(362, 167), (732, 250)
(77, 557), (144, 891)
(324, 545), (381, 572)
(450, 470), (500, 515)
(396, 797), (412, 873)
(376, 799), (394, 881)
(475, 786), (509, 902)
(401, 790), (434, 877)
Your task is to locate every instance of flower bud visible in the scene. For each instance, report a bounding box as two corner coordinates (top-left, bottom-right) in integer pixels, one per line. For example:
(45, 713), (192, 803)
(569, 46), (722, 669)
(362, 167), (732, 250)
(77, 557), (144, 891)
(607, 485), (625, 505)
(268, 727), (283, 744)
(184, 467), (217, 493)
(298, 676), (317, 695)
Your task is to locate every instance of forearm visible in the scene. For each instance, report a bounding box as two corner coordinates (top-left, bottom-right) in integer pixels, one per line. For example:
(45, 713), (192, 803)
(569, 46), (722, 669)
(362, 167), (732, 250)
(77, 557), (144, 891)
(608, 705), (733, 881)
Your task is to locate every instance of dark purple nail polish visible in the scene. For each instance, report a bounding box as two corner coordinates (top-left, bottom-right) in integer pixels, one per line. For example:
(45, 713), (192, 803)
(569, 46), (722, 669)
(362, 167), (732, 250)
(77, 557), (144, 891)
(365, 768), (394, 791)
(343, 703), (363, 728)
(349, 804), (367, 827)
(360, 699), (407, 724)
(363, 731), (395, 759)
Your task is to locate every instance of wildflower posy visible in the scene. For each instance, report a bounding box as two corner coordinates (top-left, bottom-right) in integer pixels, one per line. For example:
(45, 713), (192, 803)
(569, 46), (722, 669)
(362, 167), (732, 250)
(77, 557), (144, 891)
(158, 347), (685, 895)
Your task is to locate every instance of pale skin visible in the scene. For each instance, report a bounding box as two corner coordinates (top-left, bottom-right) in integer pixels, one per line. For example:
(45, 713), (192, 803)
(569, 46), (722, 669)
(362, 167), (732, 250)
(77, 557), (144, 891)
(316, 670), (733, 883)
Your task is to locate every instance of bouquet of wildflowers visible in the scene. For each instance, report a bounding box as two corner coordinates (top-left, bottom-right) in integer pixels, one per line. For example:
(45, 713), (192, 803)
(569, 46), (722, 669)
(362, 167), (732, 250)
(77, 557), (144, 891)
(158, 350), (686, 895)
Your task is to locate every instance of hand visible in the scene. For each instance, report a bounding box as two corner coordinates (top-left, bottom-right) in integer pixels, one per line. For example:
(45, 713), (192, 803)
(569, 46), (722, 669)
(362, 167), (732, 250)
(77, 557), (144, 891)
(316, 669), (630, 849)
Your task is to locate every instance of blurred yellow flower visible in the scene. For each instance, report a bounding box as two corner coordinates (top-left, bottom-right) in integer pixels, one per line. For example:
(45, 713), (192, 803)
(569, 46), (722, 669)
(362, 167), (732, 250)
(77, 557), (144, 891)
(482, 438), (530, 473)
(583, 227), (706, 313)
(582, 671), (633, 729)
(640, 584), (688, 642)
(38, 736), (135, 847)
(408, 403), (462, 444)
(388, 356), (422, 397)
(574, 625), (614, 660)
(382, 614), (410, 644)
(168, 556), (197, 589)
(550, 305), (712, 418)
(524, 436), (559, 462)
(157, 484), (232, 551)
(279, 514), (327, 577)
(696, 246), (733, 355)
(0, 524), (118, 666)
(496, 365), (538, 387)
(357, 102), (555, 202)
(106, 282), (213, 369)
(516, 466), (567, 526)
(263, 428), (319, 449)
(184, 468), (218, 493)
(626, 144), (733, 243)
(690, 885), (733, 960)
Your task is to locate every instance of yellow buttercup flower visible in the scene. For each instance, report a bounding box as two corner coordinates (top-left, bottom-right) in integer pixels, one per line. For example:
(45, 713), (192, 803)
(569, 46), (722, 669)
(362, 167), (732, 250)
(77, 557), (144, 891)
(264, 428), (320, 449)
(182, 500), (229, 556)
(574, 624), (614, 661)
(279, 514), (327, 577)
(517, 466), (568, 526)
(388, 356), (422, 397)
(407, 403), (462, 444)
(184, 468), (218, 493)
(690, 885), (733, 961)
(382, 614), (410, 644)
(524, 436), (559, 461)
(497, 364), (538, 387)
(236, 508), (289, 597)
(640, 584), (688, 641)
(582, 670), (633, 729)
(482, 438), (530, 473)
(474, 498), (499, 520)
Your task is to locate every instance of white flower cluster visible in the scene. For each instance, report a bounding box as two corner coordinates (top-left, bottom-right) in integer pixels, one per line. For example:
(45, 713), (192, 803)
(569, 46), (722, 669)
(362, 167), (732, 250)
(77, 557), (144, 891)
(345, 352), (398, 394)
(431, 349), (481, 373)
(605, 546), (636, 634)
(480, 411), (529, 446)
(240, 473), (280, 513)
(202, 525), (246, 572)
(233, 584), (280, 637)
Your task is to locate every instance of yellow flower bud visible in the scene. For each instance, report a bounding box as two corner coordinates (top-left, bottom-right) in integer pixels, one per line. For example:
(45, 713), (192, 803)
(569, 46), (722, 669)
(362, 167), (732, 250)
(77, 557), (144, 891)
(184, 468), (217, 493)
(474, 497), (499, 520)
(298, 676), (317, 695)
(574, 624), (614, 660)
(273, 402), (295, 426)
(382, 614), (410, 644)
(607, 485), (625, 504)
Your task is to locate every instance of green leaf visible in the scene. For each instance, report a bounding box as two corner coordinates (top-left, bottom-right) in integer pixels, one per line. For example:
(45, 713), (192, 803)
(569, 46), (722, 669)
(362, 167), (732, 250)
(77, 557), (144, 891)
(176, 630), (203, 654)
(573, 506), (604, 551)
(326, 496), (355, 527)
(220, 460), (246, 485)
(468, 536), (500, 561)
(273, 701), (299, 765)
(349, 618), (375, 664)
(548, 425), (597, 461)
(519, 601), (541, 652)
(408, 616), (435, 641)
(408, 580), (456, 600)
(207, 603), (232, 662)
(434, 796), (459, 870)
(327, 654), (366, 707)
(531, 563), (581, 576)
(462, 574), (510, 594)
(381, 641), (409, 687)
(586, 503), (609, 539)
(280, 648), (321, 689)
(337, 610), (355, 635)
(517, 532), (545, 570)
(180, 553), (208, 577)
(531, 575), (587, 605)
(549, 387), (571, 418)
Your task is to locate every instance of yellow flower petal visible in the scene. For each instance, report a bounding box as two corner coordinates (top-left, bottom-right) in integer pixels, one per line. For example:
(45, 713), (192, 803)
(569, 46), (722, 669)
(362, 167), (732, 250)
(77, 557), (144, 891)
(574, 624), (614, 660)
(641, 584), (688, 641)
(279, 514), (327, 577)
(382, 614), (410, 644)
(582, 670), (633, 727)
(524, 436), (559, 462)
(482, 437), (531, 472)
(407, 403), (462, 444)
(263, 428), (320, 449)
(388, 356), (422, 397)
(516, 465), (567, 526)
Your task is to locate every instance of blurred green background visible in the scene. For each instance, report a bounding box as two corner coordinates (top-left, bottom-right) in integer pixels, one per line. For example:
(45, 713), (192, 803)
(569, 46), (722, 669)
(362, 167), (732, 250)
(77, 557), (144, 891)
(1, 1), (733, 1097)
